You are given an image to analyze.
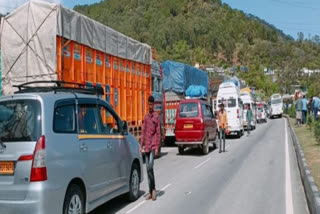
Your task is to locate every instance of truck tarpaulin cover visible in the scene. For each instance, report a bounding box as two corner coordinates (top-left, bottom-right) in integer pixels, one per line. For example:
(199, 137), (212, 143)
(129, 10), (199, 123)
(161, 60), (208, 94)
(185, 85), (207, 98)
(0, 0), (152, 95)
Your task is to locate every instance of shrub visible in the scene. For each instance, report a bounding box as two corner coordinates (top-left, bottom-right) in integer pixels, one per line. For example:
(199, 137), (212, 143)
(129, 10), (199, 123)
(307, 113), (314, 130)
(314, 121), (320, 143)
(288, 104), (296, 118)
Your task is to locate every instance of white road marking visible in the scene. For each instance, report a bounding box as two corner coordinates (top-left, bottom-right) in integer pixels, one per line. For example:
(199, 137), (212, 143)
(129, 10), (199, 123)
(194, 158), (211, 169)
(125, 184), (172, 214)
(285, 120), (294, 214)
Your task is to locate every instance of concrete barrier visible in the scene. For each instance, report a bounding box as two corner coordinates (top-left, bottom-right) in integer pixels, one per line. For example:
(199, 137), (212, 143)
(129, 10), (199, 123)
(286, 116), (320, 214)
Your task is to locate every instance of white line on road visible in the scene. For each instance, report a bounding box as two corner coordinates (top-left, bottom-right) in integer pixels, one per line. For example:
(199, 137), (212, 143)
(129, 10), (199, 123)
(125, 184), (172, 214)
(285, 120), (294, 214)
(194, 158), (211, 169)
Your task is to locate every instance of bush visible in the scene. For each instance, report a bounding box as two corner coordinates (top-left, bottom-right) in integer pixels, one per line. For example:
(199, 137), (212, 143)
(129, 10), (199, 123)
(307, 113), (314, 130)
(288, 105), (296, 118)
(314, 121), (320, 143)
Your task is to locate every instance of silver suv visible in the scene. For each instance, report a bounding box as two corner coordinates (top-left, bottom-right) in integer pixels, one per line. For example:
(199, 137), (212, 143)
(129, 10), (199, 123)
(0, 82), (143, 214)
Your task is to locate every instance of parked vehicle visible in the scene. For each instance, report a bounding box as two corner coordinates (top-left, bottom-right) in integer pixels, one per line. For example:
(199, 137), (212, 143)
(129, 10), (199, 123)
(161, 61), (209, 142)
(256, 106), (267, 123)
(240, 92), (256, 130)
(175, 99), (218, 155)
(0, 1), (159, 143)
(216, 82), (244, 138)
(0, 82), (143, 214)
(270, 93), (283, 118)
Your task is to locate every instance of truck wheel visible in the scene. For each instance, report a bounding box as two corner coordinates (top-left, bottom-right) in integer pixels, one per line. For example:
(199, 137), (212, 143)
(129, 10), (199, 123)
(202, 137), (209, 155)
(178, 147), (184, 155)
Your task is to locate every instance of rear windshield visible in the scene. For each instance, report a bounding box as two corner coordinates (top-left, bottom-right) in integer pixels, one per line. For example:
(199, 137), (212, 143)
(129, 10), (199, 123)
(179, 103), (199, 118)
(0, 100), (41, 142)
(218, 98), (236, 108)
(271, 99), (282, 105)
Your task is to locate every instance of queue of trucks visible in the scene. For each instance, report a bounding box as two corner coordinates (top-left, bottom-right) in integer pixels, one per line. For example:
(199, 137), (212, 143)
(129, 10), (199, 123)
(0, 1), (279, 145)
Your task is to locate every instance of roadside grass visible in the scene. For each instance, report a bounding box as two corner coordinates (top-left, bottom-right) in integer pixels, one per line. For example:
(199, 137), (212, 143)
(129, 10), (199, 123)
(289, 118), (320, 190)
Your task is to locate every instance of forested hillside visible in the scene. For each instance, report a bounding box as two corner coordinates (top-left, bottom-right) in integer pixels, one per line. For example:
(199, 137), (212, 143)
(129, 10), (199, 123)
(74, 0), (320, 95)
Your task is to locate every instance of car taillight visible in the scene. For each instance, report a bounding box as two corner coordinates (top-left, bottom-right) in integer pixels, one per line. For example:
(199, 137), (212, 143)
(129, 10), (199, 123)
(237, 109), (239, 119)
(30, 135), (47, 182)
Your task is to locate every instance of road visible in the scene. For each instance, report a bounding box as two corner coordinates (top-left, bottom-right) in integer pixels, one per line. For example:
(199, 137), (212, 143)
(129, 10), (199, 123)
(91, 118), (309, 214)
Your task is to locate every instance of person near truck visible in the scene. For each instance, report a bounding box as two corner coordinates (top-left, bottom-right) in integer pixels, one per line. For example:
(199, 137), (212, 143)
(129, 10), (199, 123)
(246, 105), (253, 136)
(140, 95), (161, 201)
(218, 103), (228, 153)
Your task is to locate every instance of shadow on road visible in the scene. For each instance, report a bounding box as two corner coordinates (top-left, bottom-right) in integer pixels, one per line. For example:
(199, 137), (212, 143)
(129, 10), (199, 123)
(176, 145), (217, 157)
(89, 190), (146, 214)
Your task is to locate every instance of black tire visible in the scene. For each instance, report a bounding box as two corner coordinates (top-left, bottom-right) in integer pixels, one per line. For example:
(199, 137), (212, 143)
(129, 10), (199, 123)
(280, 114), (282, 118)
(127, 163), (140, 202)
(63, 184), (85, 214)
(202, 137), (209, 155)
(178, 146), (184, 155)
(237, 131), (241, 138)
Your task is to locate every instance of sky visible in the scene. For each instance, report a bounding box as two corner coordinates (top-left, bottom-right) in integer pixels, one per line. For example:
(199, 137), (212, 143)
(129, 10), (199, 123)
(221, 0), (320, 40)
(0, 0), (319, 40)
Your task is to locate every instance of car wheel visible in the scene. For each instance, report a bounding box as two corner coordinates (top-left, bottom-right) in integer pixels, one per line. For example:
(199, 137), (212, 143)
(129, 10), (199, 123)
(127, 163), (140, 202)
(63, 184), (85, 214)
(237, 131), (241, 138)
(178, 146), (184, 155)
(202, 137), (209, 155)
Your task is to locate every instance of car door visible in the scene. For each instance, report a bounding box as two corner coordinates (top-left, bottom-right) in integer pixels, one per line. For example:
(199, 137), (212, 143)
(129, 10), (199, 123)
(77, 99), (112, 202)
(201, 104), (211, 139)
(98, 102), (129, 192)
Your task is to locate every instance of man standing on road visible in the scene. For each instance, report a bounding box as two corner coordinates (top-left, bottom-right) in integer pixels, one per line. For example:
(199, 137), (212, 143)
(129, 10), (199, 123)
(218, 103), (228, 153)
(302, 95), (307, 124)
(246, 105), (253, 136)
(140, 95), (161, 201)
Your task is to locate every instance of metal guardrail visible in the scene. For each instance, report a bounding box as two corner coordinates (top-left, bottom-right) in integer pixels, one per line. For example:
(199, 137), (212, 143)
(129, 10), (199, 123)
(286, 116), (320, 214)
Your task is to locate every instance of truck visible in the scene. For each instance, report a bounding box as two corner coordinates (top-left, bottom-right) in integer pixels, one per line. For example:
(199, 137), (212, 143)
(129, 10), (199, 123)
(0, 1), (161, 141)
(161, 60), (209, 142)
(270, 93), (283, 118)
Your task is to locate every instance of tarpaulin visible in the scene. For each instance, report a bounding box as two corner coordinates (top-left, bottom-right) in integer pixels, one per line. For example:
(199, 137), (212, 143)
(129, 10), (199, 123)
(161, 60), (208, 94)
(185, 85), (207, 98)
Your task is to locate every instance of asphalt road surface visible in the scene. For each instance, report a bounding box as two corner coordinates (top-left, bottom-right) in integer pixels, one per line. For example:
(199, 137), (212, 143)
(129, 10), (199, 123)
(90, 117), (309, 214)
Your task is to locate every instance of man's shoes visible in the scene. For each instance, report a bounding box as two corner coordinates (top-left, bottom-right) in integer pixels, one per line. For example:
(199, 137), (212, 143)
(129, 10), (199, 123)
(223, 150), (226, 152)
(152, 189), (157, 201)
(219, 150), (222, 153)
(145, 193), (152, 200)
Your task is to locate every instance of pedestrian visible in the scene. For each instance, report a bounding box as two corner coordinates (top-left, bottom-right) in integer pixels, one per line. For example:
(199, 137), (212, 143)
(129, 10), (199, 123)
(295, 96), (303, 127)
(246, 105), (253, 136)
(140, 95), (161, 201)
(302, 95), (307, 124)
(313, 97), (320, 121)
(218, 103), (228, 153)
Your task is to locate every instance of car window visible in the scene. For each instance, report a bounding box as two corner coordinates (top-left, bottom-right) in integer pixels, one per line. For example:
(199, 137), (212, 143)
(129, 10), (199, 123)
(0, 100), (41, 142)
(228, 98), (237, 108)
(78, 104), (101, 134)
(54, 104), (76, 133)
(99, 105), (120, 134)
(206, 105), (214, 118)
(179, 102), (199, 118)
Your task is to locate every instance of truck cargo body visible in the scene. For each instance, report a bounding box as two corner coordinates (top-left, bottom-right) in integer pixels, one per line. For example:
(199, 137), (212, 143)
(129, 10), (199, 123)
(0, 1), (153, 140)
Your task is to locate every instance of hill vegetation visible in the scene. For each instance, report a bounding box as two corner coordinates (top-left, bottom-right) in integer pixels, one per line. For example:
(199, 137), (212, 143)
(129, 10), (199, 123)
(74, 0), (320, 96)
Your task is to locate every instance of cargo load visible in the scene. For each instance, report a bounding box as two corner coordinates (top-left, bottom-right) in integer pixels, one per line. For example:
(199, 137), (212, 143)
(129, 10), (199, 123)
(0, 0), (154, 140)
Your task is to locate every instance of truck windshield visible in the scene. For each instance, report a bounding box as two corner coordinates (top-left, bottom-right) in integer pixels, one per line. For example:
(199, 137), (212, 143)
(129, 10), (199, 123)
(0, 100), (41, 142)
(179, 103), (199, 118)
(271, 99), (282, 105)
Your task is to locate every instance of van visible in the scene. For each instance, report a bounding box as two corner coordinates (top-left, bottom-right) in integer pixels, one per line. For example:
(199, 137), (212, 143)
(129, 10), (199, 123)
(216, 82), (244, 138)
(240, 92), (257, 130)
(270, 93), (283, 118)
(0, 82), (143, 214)
(175, 99), (217, 155)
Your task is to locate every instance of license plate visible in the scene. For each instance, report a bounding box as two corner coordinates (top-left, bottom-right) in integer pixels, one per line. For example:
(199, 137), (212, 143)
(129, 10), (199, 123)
(0, 162), (14, 175)
(184, 124), (193, 129)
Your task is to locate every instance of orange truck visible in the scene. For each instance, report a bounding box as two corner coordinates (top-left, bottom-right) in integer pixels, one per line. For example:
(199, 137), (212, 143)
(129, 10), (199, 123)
(0, 1), (162, 141)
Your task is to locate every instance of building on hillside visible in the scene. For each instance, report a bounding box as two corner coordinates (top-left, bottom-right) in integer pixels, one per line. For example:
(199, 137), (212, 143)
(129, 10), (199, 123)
(301, 68), (320, 76)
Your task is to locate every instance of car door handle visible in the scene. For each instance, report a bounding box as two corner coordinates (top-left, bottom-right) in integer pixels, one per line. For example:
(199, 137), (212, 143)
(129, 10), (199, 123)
(107, 143), (113, 149)
(80, 144), (88, 152)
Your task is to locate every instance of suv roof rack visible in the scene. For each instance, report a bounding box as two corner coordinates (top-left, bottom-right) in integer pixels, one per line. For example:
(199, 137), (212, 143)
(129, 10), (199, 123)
(13, 81), (104, 96)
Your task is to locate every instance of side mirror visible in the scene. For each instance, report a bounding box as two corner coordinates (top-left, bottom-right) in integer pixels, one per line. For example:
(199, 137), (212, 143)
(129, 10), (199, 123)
(122, 121), (128, 135)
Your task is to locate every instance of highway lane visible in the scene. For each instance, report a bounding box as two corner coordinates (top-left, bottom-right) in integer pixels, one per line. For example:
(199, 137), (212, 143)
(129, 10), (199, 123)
(91, 117), (309, 214)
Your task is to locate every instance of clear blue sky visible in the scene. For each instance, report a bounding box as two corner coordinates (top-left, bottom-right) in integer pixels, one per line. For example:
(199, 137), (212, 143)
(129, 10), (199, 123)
(221, 0), (320, 40)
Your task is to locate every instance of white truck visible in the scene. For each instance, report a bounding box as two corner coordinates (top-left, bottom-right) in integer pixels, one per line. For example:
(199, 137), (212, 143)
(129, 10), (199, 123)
(216, 82), (244, 138)
(270, 93), (283, 118)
